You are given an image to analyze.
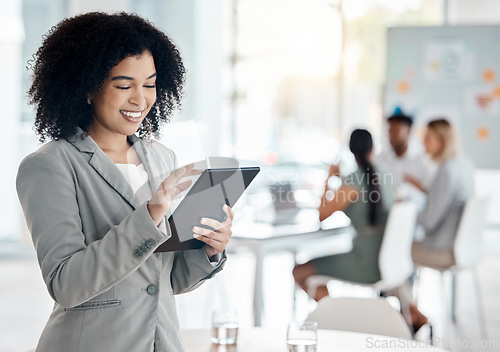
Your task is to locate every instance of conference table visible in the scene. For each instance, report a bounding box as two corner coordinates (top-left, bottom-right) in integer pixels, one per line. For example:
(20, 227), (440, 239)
(227, 208), (354, 326)
(181, 328), (449, 352)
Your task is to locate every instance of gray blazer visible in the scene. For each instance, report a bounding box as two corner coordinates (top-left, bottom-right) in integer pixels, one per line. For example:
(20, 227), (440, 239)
(16, 127), (226, 352)
(418, 155), (474, 250)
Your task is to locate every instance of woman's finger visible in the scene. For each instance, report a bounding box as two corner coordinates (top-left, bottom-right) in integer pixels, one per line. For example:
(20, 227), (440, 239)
(200, 217), (224, 231)
(162, 166), (195, 190)
(162, 165), (202, 194)
(166, 179), (192, 199)
(223, 204), (234, 222)
(187, 168), (204, 176)
(176, 179), (192, 192)
(193, 233), (224, 250)
(160, 168), (187, 193)
(178, 163), (203, 177)
(192, 226), (218, 239)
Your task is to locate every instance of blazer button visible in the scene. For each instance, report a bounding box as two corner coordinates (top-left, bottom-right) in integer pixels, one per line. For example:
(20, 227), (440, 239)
(133, 249), (141, 257)
(146, 284), (159, 296)
(145, 239), (155, 248)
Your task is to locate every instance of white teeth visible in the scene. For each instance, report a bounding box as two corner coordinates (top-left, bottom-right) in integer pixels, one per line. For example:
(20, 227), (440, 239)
(120, 110), (142, 118)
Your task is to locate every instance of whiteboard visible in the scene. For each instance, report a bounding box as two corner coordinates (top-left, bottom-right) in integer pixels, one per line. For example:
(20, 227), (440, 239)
(385, 25), (500, 169)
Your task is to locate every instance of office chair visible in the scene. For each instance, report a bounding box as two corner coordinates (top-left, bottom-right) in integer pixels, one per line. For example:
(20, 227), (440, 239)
(307, 296), (412, 340)
(413, 197), (489, 340)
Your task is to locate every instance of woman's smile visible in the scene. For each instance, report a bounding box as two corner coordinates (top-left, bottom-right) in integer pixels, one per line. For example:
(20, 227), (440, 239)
(119, 109), (144, 122)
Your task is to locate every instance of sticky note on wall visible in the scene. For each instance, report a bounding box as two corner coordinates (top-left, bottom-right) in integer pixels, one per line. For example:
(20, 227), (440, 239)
(483, 69), (495, 83)
(397, 80), (410, 93)
(477, 126), (490, 141)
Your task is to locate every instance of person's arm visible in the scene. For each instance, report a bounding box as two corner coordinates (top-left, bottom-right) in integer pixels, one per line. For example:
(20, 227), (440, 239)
(417, 165), (455, 232)
(318, 173), (359, 222)
(403, 174), (427, 193)
(16, 152), (171, 308)
(170, 248), (227, 295)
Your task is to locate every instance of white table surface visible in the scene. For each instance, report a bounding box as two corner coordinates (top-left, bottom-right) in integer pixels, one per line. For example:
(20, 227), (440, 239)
(181, 328), (449, 352)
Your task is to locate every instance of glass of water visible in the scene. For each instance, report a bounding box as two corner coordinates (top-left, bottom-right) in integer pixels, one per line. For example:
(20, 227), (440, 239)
(287, 321), (318, 352)
(211, 309), (239, 345)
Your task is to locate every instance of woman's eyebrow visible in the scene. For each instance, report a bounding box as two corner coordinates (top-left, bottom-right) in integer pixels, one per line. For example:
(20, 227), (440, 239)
(111, 75), (133, 81)
(111, 73), (157, 81)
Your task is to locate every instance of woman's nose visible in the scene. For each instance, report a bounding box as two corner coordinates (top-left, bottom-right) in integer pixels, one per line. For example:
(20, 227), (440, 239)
(129, 88), (146, 107)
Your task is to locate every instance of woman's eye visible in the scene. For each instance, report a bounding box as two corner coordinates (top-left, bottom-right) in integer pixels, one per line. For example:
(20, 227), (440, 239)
(144, 85), (156, 89)
(116, 86), (130, 90)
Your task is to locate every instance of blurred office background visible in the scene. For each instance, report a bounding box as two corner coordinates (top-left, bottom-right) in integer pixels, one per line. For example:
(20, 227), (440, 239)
(1, 0), (500, 351)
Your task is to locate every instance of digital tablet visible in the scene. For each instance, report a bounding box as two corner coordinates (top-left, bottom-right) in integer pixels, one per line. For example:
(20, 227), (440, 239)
(154, 166), (260, 252)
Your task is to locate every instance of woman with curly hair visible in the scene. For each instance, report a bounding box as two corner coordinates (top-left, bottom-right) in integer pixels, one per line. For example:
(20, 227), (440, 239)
(17, 12), (232, 352)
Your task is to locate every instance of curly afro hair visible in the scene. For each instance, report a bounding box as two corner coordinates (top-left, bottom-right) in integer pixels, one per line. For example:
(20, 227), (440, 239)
(28, 12), (186, 142)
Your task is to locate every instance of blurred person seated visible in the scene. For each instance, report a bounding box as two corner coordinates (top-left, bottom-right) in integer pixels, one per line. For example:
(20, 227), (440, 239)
(376, 108), (435, 209)
(293, 129), (394, 302)
(408, 118), (474, 268)
(394, 118), (474, 332)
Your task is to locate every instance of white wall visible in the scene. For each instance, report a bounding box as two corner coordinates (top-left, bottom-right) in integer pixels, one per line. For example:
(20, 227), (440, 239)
(67, 0), (131, 15)
(0, 0), (24, 241)
(449, 0), (500, 24)
(449, 0), (500, 225)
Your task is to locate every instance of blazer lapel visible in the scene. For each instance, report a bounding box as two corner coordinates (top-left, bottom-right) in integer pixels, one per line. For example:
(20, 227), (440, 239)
(67, 127), (139, 209)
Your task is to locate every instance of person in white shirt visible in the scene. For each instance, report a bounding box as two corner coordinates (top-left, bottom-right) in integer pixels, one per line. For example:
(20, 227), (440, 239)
(376, 109), (435, 209)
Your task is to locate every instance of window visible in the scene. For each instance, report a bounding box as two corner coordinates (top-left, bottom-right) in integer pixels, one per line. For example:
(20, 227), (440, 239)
(222, 0), (443, 165)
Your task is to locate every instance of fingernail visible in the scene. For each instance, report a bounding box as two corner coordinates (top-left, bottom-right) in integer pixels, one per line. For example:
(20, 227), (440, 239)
(201, 218), (207, 224)
(193, 226), (199, 232)
(193, 234), (200, 238)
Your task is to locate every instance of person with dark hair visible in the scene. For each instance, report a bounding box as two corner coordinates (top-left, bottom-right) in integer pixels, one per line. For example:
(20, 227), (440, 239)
(16, 12), (232, 352)
(376, 108), (435, 207)
(293, 129), (394, 302)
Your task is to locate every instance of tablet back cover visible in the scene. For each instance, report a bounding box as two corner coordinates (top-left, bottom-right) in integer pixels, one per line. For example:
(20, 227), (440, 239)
(155, 167), (259, 252)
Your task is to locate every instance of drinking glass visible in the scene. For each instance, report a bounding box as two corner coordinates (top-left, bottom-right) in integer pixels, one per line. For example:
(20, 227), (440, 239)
(211, 309), (239, 345)
(286, 321), (318, 352)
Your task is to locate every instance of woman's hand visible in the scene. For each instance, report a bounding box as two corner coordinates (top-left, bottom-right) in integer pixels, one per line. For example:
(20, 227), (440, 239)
(148, 163), (202, 225)
(192, 204), (235, 258)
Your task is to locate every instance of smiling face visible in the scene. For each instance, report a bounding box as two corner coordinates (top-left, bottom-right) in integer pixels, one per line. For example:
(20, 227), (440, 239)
(88, 51), (157, 142)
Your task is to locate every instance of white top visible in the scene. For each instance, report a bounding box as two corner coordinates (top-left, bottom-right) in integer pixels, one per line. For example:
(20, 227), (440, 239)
(115, 163), (150, 196)
(375, 143), (436, 209)
(115, 163), (168, 234)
